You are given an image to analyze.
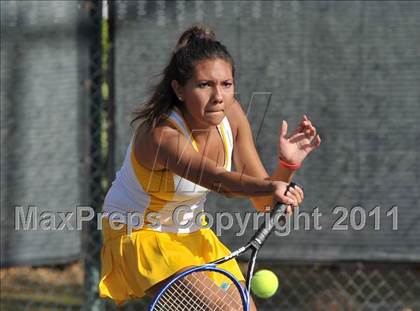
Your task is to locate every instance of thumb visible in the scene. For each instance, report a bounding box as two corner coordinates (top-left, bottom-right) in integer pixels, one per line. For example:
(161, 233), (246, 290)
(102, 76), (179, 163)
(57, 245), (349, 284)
(280, 120), (288, 139)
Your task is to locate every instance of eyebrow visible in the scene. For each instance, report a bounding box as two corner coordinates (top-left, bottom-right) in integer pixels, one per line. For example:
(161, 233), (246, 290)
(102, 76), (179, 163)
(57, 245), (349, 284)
(196, 79), (233, 82)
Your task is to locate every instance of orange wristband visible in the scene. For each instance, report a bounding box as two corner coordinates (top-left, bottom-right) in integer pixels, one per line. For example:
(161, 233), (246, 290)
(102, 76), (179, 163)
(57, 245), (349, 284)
(279, 159), (301, 171)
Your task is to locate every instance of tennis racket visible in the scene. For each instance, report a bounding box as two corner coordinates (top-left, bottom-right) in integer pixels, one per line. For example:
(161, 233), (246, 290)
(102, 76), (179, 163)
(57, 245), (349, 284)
(148, 183), (298, 311)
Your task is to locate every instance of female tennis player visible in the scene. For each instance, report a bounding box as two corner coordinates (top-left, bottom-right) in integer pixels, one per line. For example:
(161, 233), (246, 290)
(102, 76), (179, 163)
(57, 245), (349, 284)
(99, 25), (321, 309)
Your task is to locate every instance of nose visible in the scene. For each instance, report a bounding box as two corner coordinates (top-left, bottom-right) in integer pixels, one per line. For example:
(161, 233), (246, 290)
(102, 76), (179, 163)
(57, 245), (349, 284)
(212, 86), (223, 103)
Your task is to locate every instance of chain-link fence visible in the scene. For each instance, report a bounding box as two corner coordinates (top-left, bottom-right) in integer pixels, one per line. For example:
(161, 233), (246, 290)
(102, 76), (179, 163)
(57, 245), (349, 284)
(2, 261), (419, 310)
(1, 0), (105, 309)
(1, 1), (420, 310)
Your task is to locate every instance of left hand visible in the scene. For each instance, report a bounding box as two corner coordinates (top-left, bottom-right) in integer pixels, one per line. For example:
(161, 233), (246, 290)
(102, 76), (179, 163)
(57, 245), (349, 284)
(278, 115), (321, 164)
(270, 183), (304, 215)
(284, 183), (304, 215)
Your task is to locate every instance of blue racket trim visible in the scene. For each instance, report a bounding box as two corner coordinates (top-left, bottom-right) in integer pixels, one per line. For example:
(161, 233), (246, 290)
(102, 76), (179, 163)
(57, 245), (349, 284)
(148, 264), (249, 311)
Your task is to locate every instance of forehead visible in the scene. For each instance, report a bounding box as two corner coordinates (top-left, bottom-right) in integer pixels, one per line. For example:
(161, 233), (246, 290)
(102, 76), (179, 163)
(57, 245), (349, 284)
(192, 59), (233, 80)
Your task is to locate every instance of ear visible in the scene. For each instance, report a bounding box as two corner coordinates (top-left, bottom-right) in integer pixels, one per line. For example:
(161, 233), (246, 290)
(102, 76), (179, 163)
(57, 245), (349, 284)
(171, 80), (184, 100)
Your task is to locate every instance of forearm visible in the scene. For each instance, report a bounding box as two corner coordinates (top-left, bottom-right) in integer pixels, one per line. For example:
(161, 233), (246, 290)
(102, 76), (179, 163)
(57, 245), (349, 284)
(250, 161), (296, 211)
(269, 161), (295, 183)
(209, 168), (276, 199)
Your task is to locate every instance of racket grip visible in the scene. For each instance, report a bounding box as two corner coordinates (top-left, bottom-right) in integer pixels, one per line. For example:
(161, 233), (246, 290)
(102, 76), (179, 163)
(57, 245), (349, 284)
(250, 203), (287, 248)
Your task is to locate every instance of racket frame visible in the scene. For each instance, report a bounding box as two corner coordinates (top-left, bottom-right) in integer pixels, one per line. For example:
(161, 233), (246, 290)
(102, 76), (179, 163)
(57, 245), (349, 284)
(148, 264), (250, 310)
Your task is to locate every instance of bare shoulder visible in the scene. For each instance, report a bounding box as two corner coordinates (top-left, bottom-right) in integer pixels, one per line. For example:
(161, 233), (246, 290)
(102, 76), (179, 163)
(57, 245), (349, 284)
(133, 119), (181, 170)
(149, 118), (180, 143)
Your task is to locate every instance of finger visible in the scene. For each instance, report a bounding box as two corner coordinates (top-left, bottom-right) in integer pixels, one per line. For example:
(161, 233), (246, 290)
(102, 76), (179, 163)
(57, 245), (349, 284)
(287, 186), (299, 202)
(311, 134), (321, 147)
(302, 121), (314, 132)
(304, 115), (315, 127)
(288, 186), (303, 204)
(286, 191), (299, 207)
(286, 205), (293, 215)
(294, 185), (304, 200)
(291, 124), (303, 136)
(301, 120), (311, 130)
(301, 116), (317, 134)
(292, 185), (304, 202)
(307, 125), (316, 137)
(281, 194), (295, 207)
(300, 122), (315, 137)
(288, 132), (307, 144)
(315, 135), (321, 146)
(304, 126), (317, 143)
(280, 120), (288, 139)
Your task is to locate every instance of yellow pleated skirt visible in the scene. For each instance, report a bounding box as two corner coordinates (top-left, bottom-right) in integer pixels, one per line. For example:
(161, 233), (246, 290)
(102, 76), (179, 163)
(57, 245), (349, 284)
(98, 218), (245, 305)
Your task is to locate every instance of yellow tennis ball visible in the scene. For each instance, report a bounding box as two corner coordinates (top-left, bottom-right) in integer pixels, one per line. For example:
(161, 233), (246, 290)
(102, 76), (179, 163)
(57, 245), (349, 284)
(251, 269), (279, 299)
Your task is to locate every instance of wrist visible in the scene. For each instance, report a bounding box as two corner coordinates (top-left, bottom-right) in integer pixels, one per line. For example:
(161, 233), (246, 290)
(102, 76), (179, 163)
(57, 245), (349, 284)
(278, 158), (301, 171)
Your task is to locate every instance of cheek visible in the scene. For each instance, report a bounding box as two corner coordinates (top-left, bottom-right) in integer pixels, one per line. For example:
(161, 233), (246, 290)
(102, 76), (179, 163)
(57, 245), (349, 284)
(223, 84), (234, 96)
(182, 98), (203, 118)
(223, 89), (235, 103)
(186, 91), (209, 109)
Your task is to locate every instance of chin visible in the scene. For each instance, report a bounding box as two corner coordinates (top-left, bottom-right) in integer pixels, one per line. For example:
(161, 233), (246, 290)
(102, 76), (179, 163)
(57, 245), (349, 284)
(205, 112), (225, 125)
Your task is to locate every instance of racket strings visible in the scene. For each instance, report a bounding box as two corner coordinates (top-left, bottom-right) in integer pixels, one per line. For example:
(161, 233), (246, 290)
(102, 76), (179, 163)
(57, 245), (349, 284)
(151, 271), (243, 311)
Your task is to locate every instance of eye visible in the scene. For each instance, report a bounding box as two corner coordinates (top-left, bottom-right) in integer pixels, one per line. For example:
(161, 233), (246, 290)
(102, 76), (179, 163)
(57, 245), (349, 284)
(223, 82), (233, 88)
(198, 82), (210, 88)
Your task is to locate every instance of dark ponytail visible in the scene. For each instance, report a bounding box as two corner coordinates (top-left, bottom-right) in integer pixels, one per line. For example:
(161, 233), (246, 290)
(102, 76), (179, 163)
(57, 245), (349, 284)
(130, 25), (235, 130)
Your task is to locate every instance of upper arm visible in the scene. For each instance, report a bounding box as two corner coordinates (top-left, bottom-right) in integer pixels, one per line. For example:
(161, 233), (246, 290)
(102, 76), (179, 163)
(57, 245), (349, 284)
(227, 99), (270, 180)
(149, 124), (230, 194)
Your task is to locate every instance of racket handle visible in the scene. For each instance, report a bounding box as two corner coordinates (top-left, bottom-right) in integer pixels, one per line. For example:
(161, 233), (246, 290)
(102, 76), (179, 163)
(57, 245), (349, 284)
(250, 203), (287, 249)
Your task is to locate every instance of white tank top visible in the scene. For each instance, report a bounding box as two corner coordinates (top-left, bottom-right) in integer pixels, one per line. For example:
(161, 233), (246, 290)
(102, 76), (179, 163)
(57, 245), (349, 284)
(102, 107), (234, 233)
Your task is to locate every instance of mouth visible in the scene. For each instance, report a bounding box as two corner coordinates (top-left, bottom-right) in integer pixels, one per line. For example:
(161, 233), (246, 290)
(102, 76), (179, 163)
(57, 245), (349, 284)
(206, 110), (224, 114)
